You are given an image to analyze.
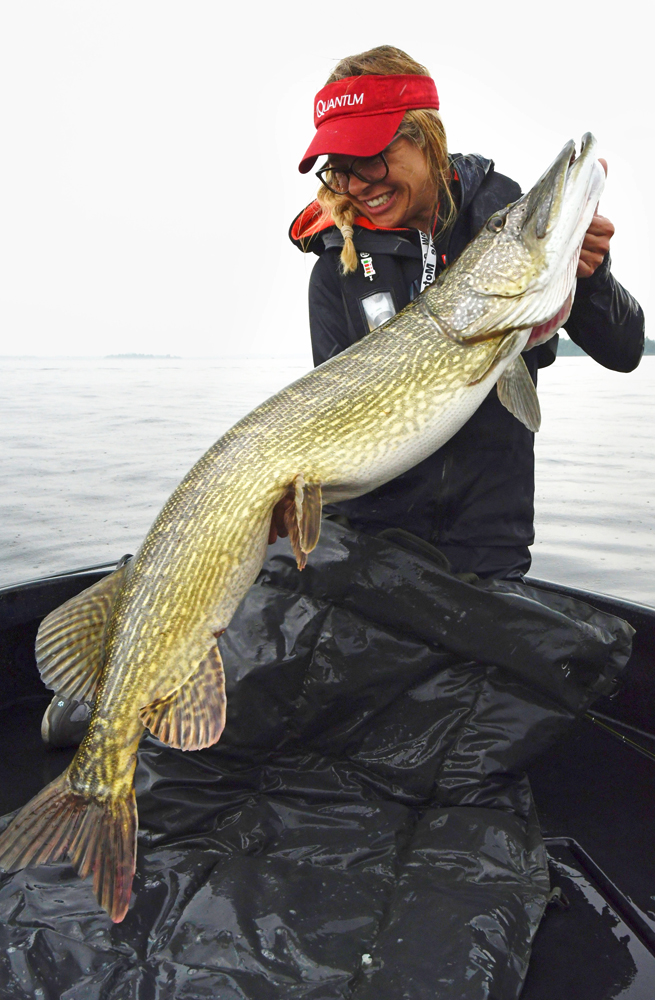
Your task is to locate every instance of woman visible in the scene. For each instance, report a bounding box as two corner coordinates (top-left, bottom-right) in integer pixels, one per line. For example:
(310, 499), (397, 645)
(289, 45), (645, 580)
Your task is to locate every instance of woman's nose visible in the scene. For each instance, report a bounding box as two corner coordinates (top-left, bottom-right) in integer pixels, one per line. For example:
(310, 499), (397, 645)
(347, 174), (372, 197)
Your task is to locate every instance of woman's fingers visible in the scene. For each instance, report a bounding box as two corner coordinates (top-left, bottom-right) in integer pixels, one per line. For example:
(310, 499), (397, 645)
(577, 213), (614, 278)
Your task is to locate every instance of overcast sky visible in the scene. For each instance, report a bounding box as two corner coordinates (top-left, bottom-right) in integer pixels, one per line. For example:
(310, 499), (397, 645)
(0, 1), (650, 358)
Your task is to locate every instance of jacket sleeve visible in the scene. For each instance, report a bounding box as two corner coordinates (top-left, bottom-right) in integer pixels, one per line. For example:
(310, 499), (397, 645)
(564, 254), (645, 372)
(308, 252), (354, 367)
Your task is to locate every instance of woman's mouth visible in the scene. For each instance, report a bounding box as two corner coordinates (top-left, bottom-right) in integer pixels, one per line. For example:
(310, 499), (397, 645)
(363, 190), (397, 215)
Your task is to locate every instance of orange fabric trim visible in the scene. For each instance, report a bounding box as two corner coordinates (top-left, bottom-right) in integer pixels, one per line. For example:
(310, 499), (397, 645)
(290, 201), (334, 241)
(291, 202), (431, 241)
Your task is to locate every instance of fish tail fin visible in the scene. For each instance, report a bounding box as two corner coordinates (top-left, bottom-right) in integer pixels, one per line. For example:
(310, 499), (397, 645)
(0, 769), (137, 923)
(69, 787), (137, 923)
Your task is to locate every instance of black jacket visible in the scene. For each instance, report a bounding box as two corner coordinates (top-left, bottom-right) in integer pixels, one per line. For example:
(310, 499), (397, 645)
(290, 155), (645, 578)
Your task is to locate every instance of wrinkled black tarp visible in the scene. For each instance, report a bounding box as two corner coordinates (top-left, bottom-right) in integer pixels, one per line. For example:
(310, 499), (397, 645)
(0, 523), (634, 999)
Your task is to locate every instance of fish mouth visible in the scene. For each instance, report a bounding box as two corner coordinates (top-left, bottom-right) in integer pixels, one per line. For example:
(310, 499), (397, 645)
(517, 133), (605, 337)
(522, 132), (605, 258)
(522, 138), (576, 242)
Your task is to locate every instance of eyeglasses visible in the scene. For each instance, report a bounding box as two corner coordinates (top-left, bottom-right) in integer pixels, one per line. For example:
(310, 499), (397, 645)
(315, 151), (390, 195)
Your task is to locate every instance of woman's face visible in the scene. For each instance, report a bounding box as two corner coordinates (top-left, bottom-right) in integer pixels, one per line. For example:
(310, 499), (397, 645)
(328, 137), (437, 232)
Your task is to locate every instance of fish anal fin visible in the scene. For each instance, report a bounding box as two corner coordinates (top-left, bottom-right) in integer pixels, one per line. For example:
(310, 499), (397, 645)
(139, 643), (226, 751)
(496, 354), (541, 432)
(0, 768), (137, 924)
(282, 475), (323, 571)
(36, 562), (130, 702)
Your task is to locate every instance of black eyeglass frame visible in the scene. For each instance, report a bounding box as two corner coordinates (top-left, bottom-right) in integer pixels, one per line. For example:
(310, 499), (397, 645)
(315, 150), (390, 195)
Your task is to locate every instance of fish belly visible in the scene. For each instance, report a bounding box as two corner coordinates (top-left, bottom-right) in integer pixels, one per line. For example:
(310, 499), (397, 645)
(321, 353), (520, 505)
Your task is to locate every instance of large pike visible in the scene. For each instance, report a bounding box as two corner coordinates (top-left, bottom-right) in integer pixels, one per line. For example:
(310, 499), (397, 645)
(0, 134), (604, 921)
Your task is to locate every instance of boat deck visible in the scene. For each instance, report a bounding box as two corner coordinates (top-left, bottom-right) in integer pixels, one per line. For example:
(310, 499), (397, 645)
(1, 568), (654, 998)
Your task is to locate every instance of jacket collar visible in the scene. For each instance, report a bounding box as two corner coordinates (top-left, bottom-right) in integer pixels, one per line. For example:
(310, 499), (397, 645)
(449, 153), (492, 214)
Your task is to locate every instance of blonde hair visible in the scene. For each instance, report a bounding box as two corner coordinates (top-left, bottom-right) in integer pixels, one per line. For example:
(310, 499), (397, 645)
(315, 45), (456, 274)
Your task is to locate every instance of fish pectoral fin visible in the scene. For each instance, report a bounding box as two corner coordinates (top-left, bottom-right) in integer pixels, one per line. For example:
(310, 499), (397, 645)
(496, 355), (541, 432)
(35, 560), (131, 701)
(464, 330), (522, 387)
(282, 475), (323, 571)
(139, 642), (226, 751)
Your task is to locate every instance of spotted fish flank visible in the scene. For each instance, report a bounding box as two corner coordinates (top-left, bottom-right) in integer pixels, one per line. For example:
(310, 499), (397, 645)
(0, 134), (605, 922)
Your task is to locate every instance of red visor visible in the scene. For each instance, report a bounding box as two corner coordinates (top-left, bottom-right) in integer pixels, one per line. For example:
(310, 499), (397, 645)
(299, 73), (439, 174)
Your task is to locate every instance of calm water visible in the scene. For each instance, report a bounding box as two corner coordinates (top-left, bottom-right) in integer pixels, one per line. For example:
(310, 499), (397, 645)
(1, 355), (653, 606)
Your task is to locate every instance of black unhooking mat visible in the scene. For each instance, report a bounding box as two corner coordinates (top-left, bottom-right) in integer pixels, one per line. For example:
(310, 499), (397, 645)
(0, 522), (634, 1000)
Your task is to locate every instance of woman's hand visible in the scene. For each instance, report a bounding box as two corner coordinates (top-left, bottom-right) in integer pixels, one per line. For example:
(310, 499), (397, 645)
(577, 159), (614, 279)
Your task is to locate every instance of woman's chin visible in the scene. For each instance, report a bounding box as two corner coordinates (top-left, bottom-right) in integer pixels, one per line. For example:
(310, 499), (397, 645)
(362, 207), (406, 229)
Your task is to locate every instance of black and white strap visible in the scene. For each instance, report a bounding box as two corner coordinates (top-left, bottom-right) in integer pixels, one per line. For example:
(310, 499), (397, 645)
(418, 229), (438, 292)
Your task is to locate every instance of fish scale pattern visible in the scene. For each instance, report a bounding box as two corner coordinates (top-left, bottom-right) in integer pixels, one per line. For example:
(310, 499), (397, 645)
(78, 299), (523, 799)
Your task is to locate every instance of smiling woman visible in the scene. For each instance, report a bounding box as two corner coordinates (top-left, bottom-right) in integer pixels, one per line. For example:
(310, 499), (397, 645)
(321, 136), (440, 238)
(309, 47), (456, 273)
(289, 43), (645, 581)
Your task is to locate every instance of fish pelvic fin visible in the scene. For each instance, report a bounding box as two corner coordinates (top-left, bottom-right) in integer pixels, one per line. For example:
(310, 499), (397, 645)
(36, 561), (130, 701)
(0, 769), (137, 923)
(283, 475), (323, 571)
(139, 642), (226, 751)
(269, 477), (323, 569)
(496, 354), (542, 432)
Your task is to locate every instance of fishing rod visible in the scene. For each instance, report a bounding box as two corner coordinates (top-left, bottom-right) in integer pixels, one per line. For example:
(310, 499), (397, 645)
(584, 710), (655, 765)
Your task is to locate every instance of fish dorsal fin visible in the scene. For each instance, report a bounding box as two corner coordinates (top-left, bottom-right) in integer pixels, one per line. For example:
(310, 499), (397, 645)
(35, 562), (130, 701)
(281, 475), (323, 571)
(139, 643), (226, 751)
(496, 355), (541, 432)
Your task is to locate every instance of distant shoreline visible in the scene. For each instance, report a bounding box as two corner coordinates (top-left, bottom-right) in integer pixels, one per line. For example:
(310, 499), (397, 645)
(0, 342), (653, 359)
(0, 354), (312, 361)
(558, 336), (655, 356)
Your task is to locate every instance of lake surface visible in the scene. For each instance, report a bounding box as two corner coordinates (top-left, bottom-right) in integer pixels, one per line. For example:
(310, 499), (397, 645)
(1, 355), (653, 606)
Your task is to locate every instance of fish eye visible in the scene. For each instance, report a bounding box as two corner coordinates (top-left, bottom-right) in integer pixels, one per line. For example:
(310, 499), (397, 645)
(487, 215), (505, 233)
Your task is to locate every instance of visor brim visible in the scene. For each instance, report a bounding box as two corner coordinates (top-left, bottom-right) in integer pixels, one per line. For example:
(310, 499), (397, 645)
(298, 110), (406, 174)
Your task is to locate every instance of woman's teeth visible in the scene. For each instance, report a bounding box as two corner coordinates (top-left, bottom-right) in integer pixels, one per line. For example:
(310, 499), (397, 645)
(366, 192), (392, 208)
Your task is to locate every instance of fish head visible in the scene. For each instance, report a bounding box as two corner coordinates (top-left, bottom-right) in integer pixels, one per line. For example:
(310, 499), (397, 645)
(429, 134), (605, 345)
